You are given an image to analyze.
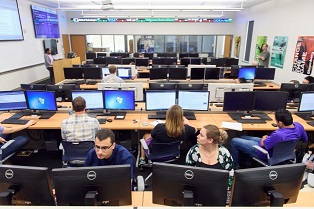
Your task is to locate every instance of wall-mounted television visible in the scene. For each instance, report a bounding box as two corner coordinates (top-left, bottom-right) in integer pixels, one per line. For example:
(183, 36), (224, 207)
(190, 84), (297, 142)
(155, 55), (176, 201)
(0, 0), (24, 41)
(31, 5), (60, 38)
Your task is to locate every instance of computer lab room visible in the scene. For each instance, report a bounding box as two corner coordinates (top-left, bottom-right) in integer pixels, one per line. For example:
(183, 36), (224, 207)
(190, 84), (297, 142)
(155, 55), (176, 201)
(0, 0), (314, 207)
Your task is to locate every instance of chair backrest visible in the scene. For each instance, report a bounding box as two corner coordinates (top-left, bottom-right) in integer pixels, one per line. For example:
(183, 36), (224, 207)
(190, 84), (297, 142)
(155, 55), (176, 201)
(61, 140), (94, 162)
(148, 140), (181, 162)
(268, 139), (299, 166)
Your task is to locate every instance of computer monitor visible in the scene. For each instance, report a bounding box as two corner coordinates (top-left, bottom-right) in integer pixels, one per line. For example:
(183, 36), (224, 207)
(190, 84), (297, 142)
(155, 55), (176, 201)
(102, 67), (110, 77)
(51, 165), (132, 206)
(145, 90), (176, 111)
(86, 52), (96, 59)
(71, 90), (104, 110)
(164, 57), (177, 65)
(25, 90), (57, 111)
(103, 90), (135, 111)
(177, 83), (204, 90)
(0, 91), (27, 111)
(230, 65), (240, 78)
(152, 64), (168, 68)
(46, 84), (77, 102)
(152, 162), (229, 206)
(109, 52), (119, 57)
(152, 57), (165, 65)
(149, 68), (168, 80)
(190, 68), (205, 80)
(296, 91), (314, 120)
(149, 83), (177, 90)
(0, 165), (54, 205)
(120, 83), (144, 101)
(187, 65), (216, 77)
(178, 90), (209, 111)
(157, 53), (167, 57)
(211, 58), (226, 67)
(230, 163), (306, 206)
(121, 58), (135, 65)
(254, 91), (288, 111)
(204, 68), (220, 80)
(106, 56), (122, 65)
(20, 84), (46, 91)
(225, 58), (239, 67)
(179, 53), (189, 59)
(97, 83), (121, 91)
(238, 67), (256, 81)
(135, 58), (149, 67)
(96, 52), (107, 58)
(279, 83), (311, 102)
(116, 67), (132, 79)
(168, 67), (187, 80)
(223, 91), (255, 112)
(93, 58), (107, 64)
(63, 67), (84, 79)
(190, 58), (202, 65)
(255, 68), (276, 80)
(144, 53), (154, 59)
(180, 58), (190, 67)
(83, 67), (102, 80)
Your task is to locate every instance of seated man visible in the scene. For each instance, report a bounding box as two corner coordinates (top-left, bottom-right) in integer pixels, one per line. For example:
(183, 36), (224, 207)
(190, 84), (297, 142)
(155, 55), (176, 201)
(85, 129), (136, 180)
(101, 65), (125, 83)
(61, 96), (100, 141)
(0, 120), (36, 160)
(230, 109), (308, 169)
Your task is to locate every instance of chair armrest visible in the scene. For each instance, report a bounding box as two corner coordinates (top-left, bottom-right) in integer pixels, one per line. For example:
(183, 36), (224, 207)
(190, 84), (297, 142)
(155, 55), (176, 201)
(252, 145), (268, 155)
(1, 140), (15, 150)
(140, 139), (149, 150)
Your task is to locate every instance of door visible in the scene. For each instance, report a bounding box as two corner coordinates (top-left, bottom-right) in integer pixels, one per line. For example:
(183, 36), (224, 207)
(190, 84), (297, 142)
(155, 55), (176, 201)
(70, 35), (86, 62)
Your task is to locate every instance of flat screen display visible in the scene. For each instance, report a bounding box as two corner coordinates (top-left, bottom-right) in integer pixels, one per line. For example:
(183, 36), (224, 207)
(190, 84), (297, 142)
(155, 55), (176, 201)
(0, 0), (24, 41)
(25, 91), (57, 111)
(71, 90), (104, 110)
(0, 91), (27, 111)
(298, 92), (314, 112)
(31, 5), (60, 38)
(178, 91), (209, 111)
(238, 67), (256, 80)
(103, 90), (135, 110)
(117, 67), (131, 79)
(145, 91), (176, 111)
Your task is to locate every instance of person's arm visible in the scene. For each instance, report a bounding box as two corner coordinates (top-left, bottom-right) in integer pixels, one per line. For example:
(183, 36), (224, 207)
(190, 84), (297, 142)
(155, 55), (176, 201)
(2, 120), (36, 134)
(84, 150), (94, 166)
(0, 137), (7, 144)
(185, 145), (197, 166)
(44, 54), (52, 66)
(259, 135), (268, 147)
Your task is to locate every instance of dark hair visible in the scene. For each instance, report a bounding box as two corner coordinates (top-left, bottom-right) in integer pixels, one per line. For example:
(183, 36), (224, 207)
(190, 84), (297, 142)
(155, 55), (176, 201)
(304, 76), (314, 84)
(109, 65), (117, 74)
(263, 43), (268, 48)
(72, 96), (86, 112)
(275, 109), (293, 126)
(238, 77), (247, 83)
(95, 129), (115, 143)
(45, 48), (50, 53)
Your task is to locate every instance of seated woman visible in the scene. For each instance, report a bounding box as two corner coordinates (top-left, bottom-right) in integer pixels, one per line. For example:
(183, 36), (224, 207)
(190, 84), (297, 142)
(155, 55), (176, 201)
(185, 124), (234, 193)
(139, 104), (197, 165)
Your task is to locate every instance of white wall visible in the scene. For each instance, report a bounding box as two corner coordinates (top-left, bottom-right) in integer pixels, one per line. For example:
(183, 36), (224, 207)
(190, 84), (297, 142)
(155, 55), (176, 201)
(234, 0), (314, 84)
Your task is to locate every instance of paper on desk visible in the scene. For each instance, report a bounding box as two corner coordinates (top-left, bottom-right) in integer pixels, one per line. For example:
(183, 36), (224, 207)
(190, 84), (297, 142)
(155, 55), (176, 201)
(149, 120), (165, 126)
(221, 121), (243, 131)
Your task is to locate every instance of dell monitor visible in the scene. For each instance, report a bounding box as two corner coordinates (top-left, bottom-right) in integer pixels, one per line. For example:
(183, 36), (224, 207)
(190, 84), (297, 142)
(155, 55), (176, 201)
(83, 67), (102, 80)
(152, 57), (165, 65)
(238, 67), (256, 81)
(149, 83), (176, 90)
(296, 91), (314, 120)
(230, 163), (306, 206)
(180, 58), (190, 67)
(230, 65), (240, 78)
(144, 53), (154, 59)
(102, 67), (110, 77)
(116, 67), (132, 79)
(145, 90), (176, 111)
(0, 91), (27, 111)
(152, 162), (229, 206)
(254, 91), (288, 112)
(86, 52), (96, 59)
(225, 58), (239, 67)
(168, 67), (187, 80)
(164, 57), (177, 65)
(20, 84), (46, 91)
(0, 165), (54, 205)
(255, 67), (276, 80)
(149, 67), (168, 80)
(190, 58), (202, 65)
(106, 56), (122, 65)
(71, 90), (104, 110)
(177, 83), (204, 90)
(51, 165), (132, 206)
(63, 67), (84, 79)
(135, 58), (149, 67)
(93, 58), (107, 64)
(223, 91), (255, 112)
(190, 68), (205, 80)
(279, 83), (311, 102)
(103, 90), (135, 112)
(204, 68), (220, 80)
(178, 90), (209, 111)
(96, 53), (107, 58)
(25, 91), (57, 118)
(46, 84), (77, 102)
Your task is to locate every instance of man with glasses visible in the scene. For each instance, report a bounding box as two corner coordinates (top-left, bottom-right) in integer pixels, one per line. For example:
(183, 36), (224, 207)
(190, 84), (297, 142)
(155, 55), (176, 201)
(85, 129), (136, 180)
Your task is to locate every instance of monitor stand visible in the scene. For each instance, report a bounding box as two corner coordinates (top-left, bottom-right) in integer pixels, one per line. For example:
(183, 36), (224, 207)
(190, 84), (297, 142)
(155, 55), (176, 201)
(87, 110), (111, 118)
(182, 190), (194, 206)
(0, 188), (16, 205)
(295, 111), (314, 121)
(265, 186), (284, 207)
(84, 191), (98, 206)
(8, 110), (56, 119)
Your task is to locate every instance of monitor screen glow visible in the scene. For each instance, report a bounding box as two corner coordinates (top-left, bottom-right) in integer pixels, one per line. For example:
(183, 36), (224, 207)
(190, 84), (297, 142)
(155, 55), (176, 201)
(102, 67), (110, 76)
(238, 67), (256, 80)
(25, 91), (57, 111)
(71, 90), (104, 110)
(145, 91), (176, 111)
(117, 67), (131, 79)
(298, 92), (314, 112)
(103, 90), (135, 110)
(0, 91), (27, 111)
(178, 91), (209, 111)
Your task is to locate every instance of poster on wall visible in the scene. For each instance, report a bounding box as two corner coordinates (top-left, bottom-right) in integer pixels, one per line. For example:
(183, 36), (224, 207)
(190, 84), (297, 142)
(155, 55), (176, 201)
(270, 36), (288, 69)
(292, 36), (314, 75)
(255, 36), (267, 61)
(233, 36), (241, 58)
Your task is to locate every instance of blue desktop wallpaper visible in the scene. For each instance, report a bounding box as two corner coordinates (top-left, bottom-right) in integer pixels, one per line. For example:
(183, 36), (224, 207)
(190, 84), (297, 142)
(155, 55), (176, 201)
(26, 91), (57, 111)
(238, 67), (256, 80)
(104, 90), (135, 110)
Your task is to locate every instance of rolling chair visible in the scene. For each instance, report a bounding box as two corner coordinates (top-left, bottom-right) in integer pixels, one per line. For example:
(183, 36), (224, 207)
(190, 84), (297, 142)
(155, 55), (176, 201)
(0, 140), (16, 164)
(139, 139), (182, 182)
(61, 140), (94, 167)
(252, 139), (299, 166)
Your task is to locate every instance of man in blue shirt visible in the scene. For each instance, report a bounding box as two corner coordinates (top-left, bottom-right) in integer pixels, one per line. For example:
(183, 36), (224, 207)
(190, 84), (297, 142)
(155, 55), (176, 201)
(85, 129), (136, 179)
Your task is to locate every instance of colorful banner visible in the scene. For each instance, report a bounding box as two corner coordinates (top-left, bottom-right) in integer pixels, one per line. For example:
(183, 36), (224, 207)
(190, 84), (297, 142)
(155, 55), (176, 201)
(292, 36), (314, 75)
(255, 36), (267, 61)
(270, 36), (288, 69)
(233, 36), (241, 58)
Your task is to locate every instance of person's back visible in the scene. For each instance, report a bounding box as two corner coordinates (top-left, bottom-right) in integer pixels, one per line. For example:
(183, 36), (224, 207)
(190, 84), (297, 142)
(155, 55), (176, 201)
(101, 65), (125, 83)
(61, 97), (100, 141)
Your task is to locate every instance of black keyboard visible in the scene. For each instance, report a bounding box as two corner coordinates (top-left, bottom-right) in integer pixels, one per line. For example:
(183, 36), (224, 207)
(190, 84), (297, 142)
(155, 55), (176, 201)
(236, 119), (267, 124)
(287, 103), (299, 107)
(1, 118), (29, 125)
(86, 81), (98, 85)
(148, 115), (166, 119)
(307, 121), (314, 126)
(253, 82), (267, 87)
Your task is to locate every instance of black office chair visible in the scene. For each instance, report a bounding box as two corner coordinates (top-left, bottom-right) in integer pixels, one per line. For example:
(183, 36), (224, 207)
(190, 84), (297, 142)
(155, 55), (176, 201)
(0, 140), (16, 164)
(252, 139), (299, 166)
(61, 140), (94, 167)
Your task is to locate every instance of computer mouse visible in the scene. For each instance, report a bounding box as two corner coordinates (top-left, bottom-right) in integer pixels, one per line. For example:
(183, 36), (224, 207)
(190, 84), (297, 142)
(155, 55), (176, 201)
(269, 85), (273, 87)
(106, 119), (113, 123)
(271, 123), (278, 127)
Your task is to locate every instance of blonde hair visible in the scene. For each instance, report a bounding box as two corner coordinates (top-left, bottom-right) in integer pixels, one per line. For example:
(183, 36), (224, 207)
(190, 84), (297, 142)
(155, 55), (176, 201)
(165, 105), (185, 138)
(203, 124), (228, 144)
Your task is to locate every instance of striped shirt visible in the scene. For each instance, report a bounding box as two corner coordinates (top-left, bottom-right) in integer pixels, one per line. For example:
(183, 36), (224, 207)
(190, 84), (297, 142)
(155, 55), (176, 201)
(61, 114), (100, 142)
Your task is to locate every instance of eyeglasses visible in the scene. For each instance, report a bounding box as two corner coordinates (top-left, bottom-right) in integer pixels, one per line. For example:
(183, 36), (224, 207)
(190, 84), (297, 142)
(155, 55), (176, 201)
(94, 144), (113, 152)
